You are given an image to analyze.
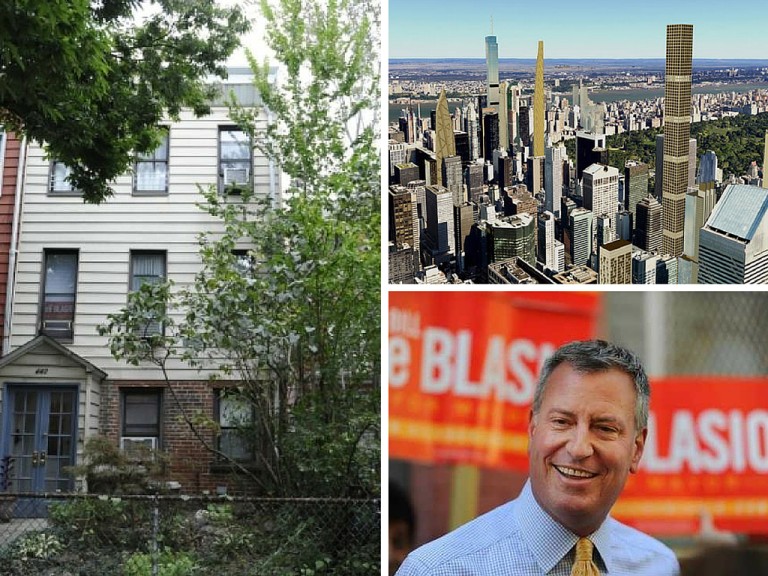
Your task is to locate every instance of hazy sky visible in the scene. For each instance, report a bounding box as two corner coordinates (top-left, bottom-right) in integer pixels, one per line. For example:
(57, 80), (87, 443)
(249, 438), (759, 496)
(388, 0), (768, 59)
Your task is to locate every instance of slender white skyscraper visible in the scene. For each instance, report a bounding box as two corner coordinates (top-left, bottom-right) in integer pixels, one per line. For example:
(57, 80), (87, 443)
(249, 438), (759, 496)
(498, 81), (509, 152)
(697, 151), (718, 184)
(485, 33), (499, 108)
(545, 144), (565, 219)
(464, 101), (479, 161)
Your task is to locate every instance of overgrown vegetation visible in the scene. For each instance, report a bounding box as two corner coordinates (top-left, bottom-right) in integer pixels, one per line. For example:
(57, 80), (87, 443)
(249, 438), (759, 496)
(567, 112), (768, 176)
(0, 0), (249, 203)
(0, 496), (378, 575)
(99, 0), (380, 498)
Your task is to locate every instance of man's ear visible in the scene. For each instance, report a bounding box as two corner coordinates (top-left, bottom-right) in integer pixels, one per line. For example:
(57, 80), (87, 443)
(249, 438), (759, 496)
(629, 427), (648, 474)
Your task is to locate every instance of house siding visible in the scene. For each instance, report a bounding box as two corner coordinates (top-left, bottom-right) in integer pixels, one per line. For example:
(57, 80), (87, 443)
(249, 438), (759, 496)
(1, 98), (275, 495)
(9, 107), (271, 381)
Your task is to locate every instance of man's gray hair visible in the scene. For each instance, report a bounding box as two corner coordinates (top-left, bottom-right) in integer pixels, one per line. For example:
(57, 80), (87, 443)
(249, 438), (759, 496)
(532, 339), (650, 431)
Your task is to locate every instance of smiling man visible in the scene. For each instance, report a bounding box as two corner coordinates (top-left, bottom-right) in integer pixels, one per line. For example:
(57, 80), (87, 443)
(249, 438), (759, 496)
(395, 340), (680, 576)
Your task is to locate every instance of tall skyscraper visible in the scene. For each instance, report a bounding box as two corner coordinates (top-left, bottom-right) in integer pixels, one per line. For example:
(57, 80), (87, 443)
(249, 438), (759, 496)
(661, 24), (694, 257)
(582, 163), (619, 230)
(519, 105), (531, 149)
(508, 85), (520, 148)
(682, 183), (716, 281)
(533, 41), (545, 157)
(654, 134), (664, 199)
(576, 131), (608, 183)
(454, 131), (470, 164)
(545, 144), (565, 219)
(498, 81), (509, 152)
(764, 130), (768, 189)
(454, 202), (475, 273)
(624, 161), (649, 222)
(388, 186), (420, 279)
(483, 112), (499, 163)
(538, 211), (555, 268)
(569, 208), (594, 267)
(697, 150), (718, 184)
(688, 138), (697, 189)
(634, 195), (662, 252)
(465, 163), (484, 203)
(434, 88), (456, 187)
(526, 155), (545, 195)
(425, 185), (456, 259)
(442, 155), (464, 205)
(464, 101), (480, 161)
(486, 34), (499, 108)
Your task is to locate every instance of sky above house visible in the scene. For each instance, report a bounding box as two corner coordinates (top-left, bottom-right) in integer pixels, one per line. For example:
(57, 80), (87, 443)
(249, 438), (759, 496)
(388, 0), (768, 59)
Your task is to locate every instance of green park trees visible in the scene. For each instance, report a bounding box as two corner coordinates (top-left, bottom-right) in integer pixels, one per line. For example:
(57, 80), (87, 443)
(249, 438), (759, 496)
(0, 0), (248, 203)
(100, 0), (380, 497)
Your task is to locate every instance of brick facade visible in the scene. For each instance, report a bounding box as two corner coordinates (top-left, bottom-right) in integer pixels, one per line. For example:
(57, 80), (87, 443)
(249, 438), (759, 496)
(0, 133), (21, 346)
(100, 379), (249, 494)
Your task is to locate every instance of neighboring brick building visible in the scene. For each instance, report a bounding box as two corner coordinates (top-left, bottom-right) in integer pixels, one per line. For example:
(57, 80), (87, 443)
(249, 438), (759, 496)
(0, 131), (22, 348)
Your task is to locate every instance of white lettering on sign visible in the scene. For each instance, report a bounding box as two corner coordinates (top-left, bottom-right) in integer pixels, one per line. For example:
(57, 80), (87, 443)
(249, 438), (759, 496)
(405, 327), (555, 404)
(389, 307), (421, 338)
(641, 409), (768, 474)
(389, 336), (410, 388)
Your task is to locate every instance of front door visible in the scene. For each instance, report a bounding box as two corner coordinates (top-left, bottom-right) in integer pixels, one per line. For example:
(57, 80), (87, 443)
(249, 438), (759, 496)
(4, 386), (77, 516)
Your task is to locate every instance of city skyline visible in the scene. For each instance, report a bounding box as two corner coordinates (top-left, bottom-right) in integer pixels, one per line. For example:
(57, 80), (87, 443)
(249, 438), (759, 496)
(389, 0), (768, 59)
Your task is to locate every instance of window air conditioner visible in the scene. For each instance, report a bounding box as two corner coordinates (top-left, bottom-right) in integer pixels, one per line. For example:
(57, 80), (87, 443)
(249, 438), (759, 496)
(223, 167), (250, 186)
(43, 320), (72, 331)
(120, 437), (158, 459)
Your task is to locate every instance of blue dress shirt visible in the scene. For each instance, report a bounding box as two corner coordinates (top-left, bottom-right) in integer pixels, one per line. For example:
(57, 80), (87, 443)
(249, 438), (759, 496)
(396, 480), (679, 576)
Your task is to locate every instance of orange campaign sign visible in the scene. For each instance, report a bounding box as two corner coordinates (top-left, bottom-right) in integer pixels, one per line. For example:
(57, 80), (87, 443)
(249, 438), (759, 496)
(389, 292), (768, 534)
(389, 291), (600, 470)
(615, 376), (768, 535)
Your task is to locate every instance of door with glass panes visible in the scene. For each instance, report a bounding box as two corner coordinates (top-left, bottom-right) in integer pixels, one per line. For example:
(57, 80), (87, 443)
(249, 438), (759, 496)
(4, 386), (77, 516)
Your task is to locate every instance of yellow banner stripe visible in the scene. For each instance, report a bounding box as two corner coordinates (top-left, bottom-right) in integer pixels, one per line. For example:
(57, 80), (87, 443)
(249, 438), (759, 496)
(390, 418), (529, 453)
(613, 498), (768, 518)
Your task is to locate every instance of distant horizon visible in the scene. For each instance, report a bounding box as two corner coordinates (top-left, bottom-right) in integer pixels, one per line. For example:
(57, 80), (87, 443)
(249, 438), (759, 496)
(390, 0), (768, 60)
(391, 57), (768, 62)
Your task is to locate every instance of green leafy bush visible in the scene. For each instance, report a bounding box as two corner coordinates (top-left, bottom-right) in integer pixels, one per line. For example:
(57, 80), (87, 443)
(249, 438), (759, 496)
(123, 549), (198, 576)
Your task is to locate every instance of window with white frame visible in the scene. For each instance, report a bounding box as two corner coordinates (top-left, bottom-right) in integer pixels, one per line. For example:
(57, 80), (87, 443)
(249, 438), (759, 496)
(49, 161), (77, 194)
(134, 129), (169, 194)
(219, 127), (252, 194)
(216, 390), (255, 462)
(40, 250), (78, 341)
(232, 249), (257, 276)
(130, 251), (166, 337)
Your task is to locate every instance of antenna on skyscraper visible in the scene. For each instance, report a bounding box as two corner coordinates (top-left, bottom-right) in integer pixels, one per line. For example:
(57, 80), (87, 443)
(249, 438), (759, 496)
(490, 15), (494, 35)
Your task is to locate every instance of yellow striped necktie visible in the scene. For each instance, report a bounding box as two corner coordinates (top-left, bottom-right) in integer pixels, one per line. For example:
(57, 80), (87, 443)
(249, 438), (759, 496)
(570, 537), (600, 576)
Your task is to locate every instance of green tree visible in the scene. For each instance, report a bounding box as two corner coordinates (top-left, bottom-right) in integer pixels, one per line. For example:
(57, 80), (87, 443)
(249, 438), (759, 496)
(0, 0), (249, 203)
(100, 0), (380, 497)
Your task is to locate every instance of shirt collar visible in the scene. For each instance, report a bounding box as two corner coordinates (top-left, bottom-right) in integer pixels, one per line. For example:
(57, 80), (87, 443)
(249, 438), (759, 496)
(514, 480), (617, 574)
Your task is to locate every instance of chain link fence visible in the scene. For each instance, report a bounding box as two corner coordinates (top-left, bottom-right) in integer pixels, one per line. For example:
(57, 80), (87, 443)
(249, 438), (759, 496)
(604, 291), (768, 376)
(0, 493), (379, 575)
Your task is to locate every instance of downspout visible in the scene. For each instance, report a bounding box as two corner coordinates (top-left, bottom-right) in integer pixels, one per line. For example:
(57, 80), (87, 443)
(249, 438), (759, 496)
(268, 108), (279, 209)
(3, 136), (27, 356)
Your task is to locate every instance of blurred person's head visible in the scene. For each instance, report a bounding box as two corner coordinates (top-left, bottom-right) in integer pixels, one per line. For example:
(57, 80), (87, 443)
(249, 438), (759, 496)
(389, 480), (415, 576)
(528, 339), (649, 536)
(681, 544), (768, 575)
